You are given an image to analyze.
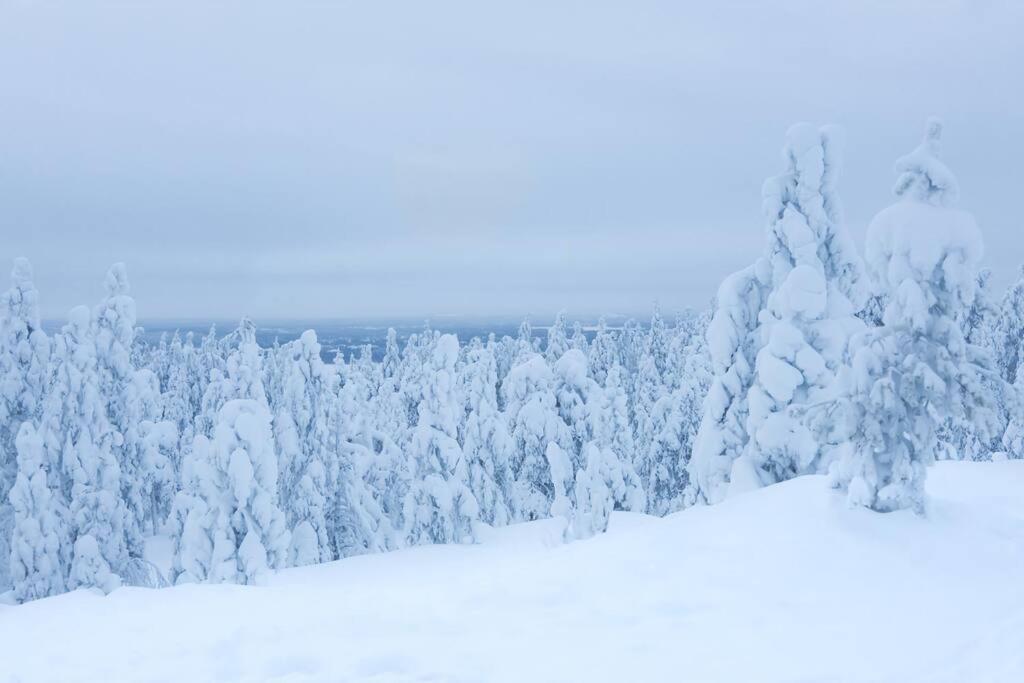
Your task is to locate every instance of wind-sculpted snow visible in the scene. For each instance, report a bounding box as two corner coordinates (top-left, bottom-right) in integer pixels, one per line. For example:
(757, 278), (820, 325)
(1, 461), (1021, 683)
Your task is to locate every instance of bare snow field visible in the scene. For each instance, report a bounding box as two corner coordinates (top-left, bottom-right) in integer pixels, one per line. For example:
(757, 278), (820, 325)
(2, 460), (1021, 683)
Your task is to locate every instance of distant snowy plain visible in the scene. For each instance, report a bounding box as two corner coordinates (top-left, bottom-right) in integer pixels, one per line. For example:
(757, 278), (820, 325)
(2, 460), (1022, 683)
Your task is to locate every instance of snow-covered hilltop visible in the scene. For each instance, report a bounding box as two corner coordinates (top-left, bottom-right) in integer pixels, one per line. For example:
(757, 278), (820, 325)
(1, 122), (1022, 677)
(1, 460), (1021, 682)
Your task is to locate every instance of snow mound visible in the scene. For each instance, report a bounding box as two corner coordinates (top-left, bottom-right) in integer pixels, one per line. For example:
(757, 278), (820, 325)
(2, 461), (1022, 682)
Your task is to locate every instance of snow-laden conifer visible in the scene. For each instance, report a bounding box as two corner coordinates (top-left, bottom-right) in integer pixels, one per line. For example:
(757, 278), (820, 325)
(403, 334), (479, 545)
(827, 119), (996, 512)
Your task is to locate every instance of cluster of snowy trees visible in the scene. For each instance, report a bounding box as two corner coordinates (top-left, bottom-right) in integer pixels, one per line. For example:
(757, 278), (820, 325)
(0, 262), (710, 602)
(1, 118), (1020, 603)
(692, 119), (1017, 514)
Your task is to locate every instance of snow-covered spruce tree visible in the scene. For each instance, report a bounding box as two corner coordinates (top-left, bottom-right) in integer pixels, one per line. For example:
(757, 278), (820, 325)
(992, 266), (1024, 385)
(570, 321), (588, 354)
(381, 327), (401, 381)
(688, 263), (769, 504)
(9, 422), (66, 602)
(552, 349), (592, 469)
(588, 316), (620, 386)
(275, 331), (334, 566)
(459, 344), (513, 526)
(503, 353), (573, 521)
(991, 268), (1024, 459)
(331, 353), (398, 557)
(545, 311), (570, 363)
(92, 263), (177, 567)
(647, 304), (671, 380)
(0, 258), (51, 591)
(225, 318), (269, 406)
(551, 351), (642, 534)
(41, 305), (127, 592)
(631, 352), (665, 494)
(691, 124), (866, 504)
(743, 124), (867, 487)
(827, 119), (997, 512)
(92, 264), (137, 479)
(586, 363), (645, 512)
(196, 319), (267, 438)
(403, 334), (480, 545)
(516, 316), (538, 360)
(938, 269), (1008, 460)
(645, 327), (711, 515)
(567, 443), (614, 540)
(180, 399), (288, 584)
(166, 441), (214, 584)
(121, 369), (177, 557)
(161, 331), (199, 462)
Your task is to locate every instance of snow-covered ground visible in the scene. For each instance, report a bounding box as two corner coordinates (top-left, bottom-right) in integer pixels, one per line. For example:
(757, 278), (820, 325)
(2, 460), (1022, 683)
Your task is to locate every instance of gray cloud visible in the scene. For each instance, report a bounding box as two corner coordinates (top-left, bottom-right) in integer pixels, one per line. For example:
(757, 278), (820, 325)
(1, 1), (1021, 320)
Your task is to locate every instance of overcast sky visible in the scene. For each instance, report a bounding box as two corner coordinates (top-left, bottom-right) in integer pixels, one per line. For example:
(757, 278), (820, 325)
(1, 1), (1021, 321)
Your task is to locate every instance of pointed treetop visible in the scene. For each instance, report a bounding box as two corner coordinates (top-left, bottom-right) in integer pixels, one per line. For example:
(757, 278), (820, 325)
(104, 262), (130, 297)
(237, 317), (256, 344)
(893, 117), (959, 206)
(11, 257), (34, 288)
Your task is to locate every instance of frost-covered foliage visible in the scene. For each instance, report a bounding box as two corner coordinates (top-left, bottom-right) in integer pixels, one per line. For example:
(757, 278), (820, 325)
(4, 118), (1018, 602)
(503, 354), (572, 521)
(459, 345), (513, 526)
(45, 305), (127, 593)
(825, 120), (996, 513)
(691, 124), (867, 504)
(173, 400), (288, 585)
(275, 331), (333, 566)
(9, 422), (66, 601)
(746, 124), (867, 485)
(403, 335), (479, 546)
(0, 258), (50, 591)
(689, 265), (768, 505)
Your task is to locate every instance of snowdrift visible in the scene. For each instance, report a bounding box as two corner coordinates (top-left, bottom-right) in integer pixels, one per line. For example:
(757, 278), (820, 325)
(2, 460), (1022, 683)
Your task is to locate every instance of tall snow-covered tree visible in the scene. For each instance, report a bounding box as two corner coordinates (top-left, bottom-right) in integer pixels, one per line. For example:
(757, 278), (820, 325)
(570, 321), (589, 354)
(588, 316), (620, 386)
(938, 269), (1008, 460)
(174, 399), (288, 584)
(0, 258), (50, 591)
(459, 344), (513, 526)
(587, 363), (645, 513)
(403, 334), (479, 545)
(503, 354), (572, 521)
(688, 262), (769, 504)
(743, 124), (867, 486)
(826, 119), (996, 512)
(691, 124), (866, 504)
(121, 369), (177, 556)
(42, 305), (127, 592)
(545, 311), (570, 363)
(646, 330), (711, 515)
(992, 267), (1024, 384)
(9, 422), (66, 602)
(331, 353), (398, 557)
(275, 331), (334, 566)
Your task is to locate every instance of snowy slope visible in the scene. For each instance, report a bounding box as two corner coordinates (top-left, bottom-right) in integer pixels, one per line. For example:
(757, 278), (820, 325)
(2, 461), (1022, 683)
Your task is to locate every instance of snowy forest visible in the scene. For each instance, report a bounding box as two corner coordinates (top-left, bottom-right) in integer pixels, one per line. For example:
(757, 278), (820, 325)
(1, 119), (1022, 605)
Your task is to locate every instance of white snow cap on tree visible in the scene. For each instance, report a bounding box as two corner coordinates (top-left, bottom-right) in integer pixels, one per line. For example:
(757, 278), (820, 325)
(830, 118), (991, 513)
(403, 334), (480, 546)
(748, 127), (868, 482)
(689, 265), (767, 504)
(9, 422), (67, 602)
(179, 399), (289, 585)
(1, 257), (51, 591)
(893, 117), (959, 207)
